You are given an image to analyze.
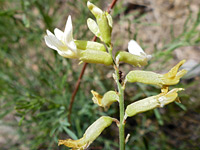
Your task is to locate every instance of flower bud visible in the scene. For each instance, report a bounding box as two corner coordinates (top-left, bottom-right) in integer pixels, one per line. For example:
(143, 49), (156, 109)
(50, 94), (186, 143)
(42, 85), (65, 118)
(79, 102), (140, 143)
(91, 90), (119, 109)
(116, 51), (148, 67)
(87, 18), (101, 38)
(126, 70), (163, 86)
(125, 88), (183, 119)
(84, 116), (113, 141)
(74, 40), (106, 52)
(87, 1), (112, 44)
(96, 12), (112, 44)
(126, 60), (187, 87)
(87, 1), (103, 17)
(79, 50), (113, 66)
(58, 116), (113, 149)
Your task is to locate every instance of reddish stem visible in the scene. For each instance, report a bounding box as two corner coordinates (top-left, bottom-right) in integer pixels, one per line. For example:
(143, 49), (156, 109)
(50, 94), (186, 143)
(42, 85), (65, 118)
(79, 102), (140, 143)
(68, 36), (96, 122)
(107, 0), (118, 13)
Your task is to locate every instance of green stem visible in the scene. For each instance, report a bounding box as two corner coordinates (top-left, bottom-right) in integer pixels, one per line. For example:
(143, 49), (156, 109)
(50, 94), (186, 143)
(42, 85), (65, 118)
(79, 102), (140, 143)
(115, 67), (125, 150)
(108, 43), (125, 150)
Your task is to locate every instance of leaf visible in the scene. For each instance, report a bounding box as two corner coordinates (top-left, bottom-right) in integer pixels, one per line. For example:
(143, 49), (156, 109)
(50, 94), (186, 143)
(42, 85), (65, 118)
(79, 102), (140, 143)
(154, 109), (164, 126)
(63, 127), (78, 140)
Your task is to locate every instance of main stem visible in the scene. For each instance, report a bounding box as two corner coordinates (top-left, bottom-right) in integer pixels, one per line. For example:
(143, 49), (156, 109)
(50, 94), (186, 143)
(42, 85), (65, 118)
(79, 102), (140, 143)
(108, 43), (125, 150)
(115, 67), (125, 150)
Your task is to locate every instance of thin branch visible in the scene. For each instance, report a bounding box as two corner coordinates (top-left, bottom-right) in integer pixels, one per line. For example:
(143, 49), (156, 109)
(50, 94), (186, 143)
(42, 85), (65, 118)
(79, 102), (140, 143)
(68, 36), (96, 122)
(68, 0), (118, 123)
(107, 0), (118, 13)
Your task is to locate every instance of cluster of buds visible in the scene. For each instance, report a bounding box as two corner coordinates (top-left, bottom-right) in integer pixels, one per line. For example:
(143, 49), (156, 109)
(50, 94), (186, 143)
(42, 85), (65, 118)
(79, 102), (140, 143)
(44, 1), (187, 149)
(44, 2), (150, 67)
(124, 59), (187, 119)
(87, 1), (113, 44)
(44, 14), (112, 66)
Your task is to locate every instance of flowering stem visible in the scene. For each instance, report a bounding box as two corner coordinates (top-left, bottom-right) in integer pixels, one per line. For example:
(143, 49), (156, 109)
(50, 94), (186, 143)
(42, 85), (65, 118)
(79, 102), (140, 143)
(115, 66), (125, 150)
(109, 43), (125, 149)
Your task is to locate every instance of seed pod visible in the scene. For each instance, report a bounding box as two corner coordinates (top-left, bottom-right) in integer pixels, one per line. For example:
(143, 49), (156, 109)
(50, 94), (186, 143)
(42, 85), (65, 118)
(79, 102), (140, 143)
(125, 88), (183, 118)
(116, 51), (148, 67)
(58, 116), (113, 149)
(74, 40), (106, 52)
(79, 50), (113, 66)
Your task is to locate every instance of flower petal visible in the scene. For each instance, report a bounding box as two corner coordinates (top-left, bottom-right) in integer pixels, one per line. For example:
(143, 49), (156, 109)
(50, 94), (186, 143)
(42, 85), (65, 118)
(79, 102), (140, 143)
(128, 40), (145, 56)
(64, 15), (77, 52)
(163, 60), (186, 78)
(91, 90), (103, 106)
(57, 50), (77, 59)
(67, 41), (77, 53)
(46, 29), (54, 36)
(54, 28), (64, 41)
(44, 35), (64, 51)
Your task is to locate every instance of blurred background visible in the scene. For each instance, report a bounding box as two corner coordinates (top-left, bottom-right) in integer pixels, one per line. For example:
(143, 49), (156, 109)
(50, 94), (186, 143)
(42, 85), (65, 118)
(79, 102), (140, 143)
(0, 0), (200, 149)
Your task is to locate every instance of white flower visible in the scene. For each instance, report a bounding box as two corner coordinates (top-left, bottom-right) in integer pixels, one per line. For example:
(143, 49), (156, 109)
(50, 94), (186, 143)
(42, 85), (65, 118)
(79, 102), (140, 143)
(128, 40), (152, 60)
(44, 15), (78, 58)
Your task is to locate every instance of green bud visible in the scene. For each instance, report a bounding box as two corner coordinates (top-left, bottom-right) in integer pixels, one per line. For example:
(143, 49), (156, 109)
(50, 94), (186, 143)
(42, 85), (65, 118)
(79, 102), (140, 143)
(126, 60), (187, 87)
(87, 18), (101, 38)
(96, 12), (112, 44)
(116, 51), (148, 67)
(87, 1), (112, 44)
(125, 88), (183, 118)
(91, 90), (119, 109)
(87, 1), (103, 17)
(102, 91), (119, 108)
(125, 95), (159, 118)
(74, 40), (106, 52)
(79, 50), (113, 66)
(59, 116), (113, 149)
(84, 116), (113, 141)
(126, 70), (163, 86)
